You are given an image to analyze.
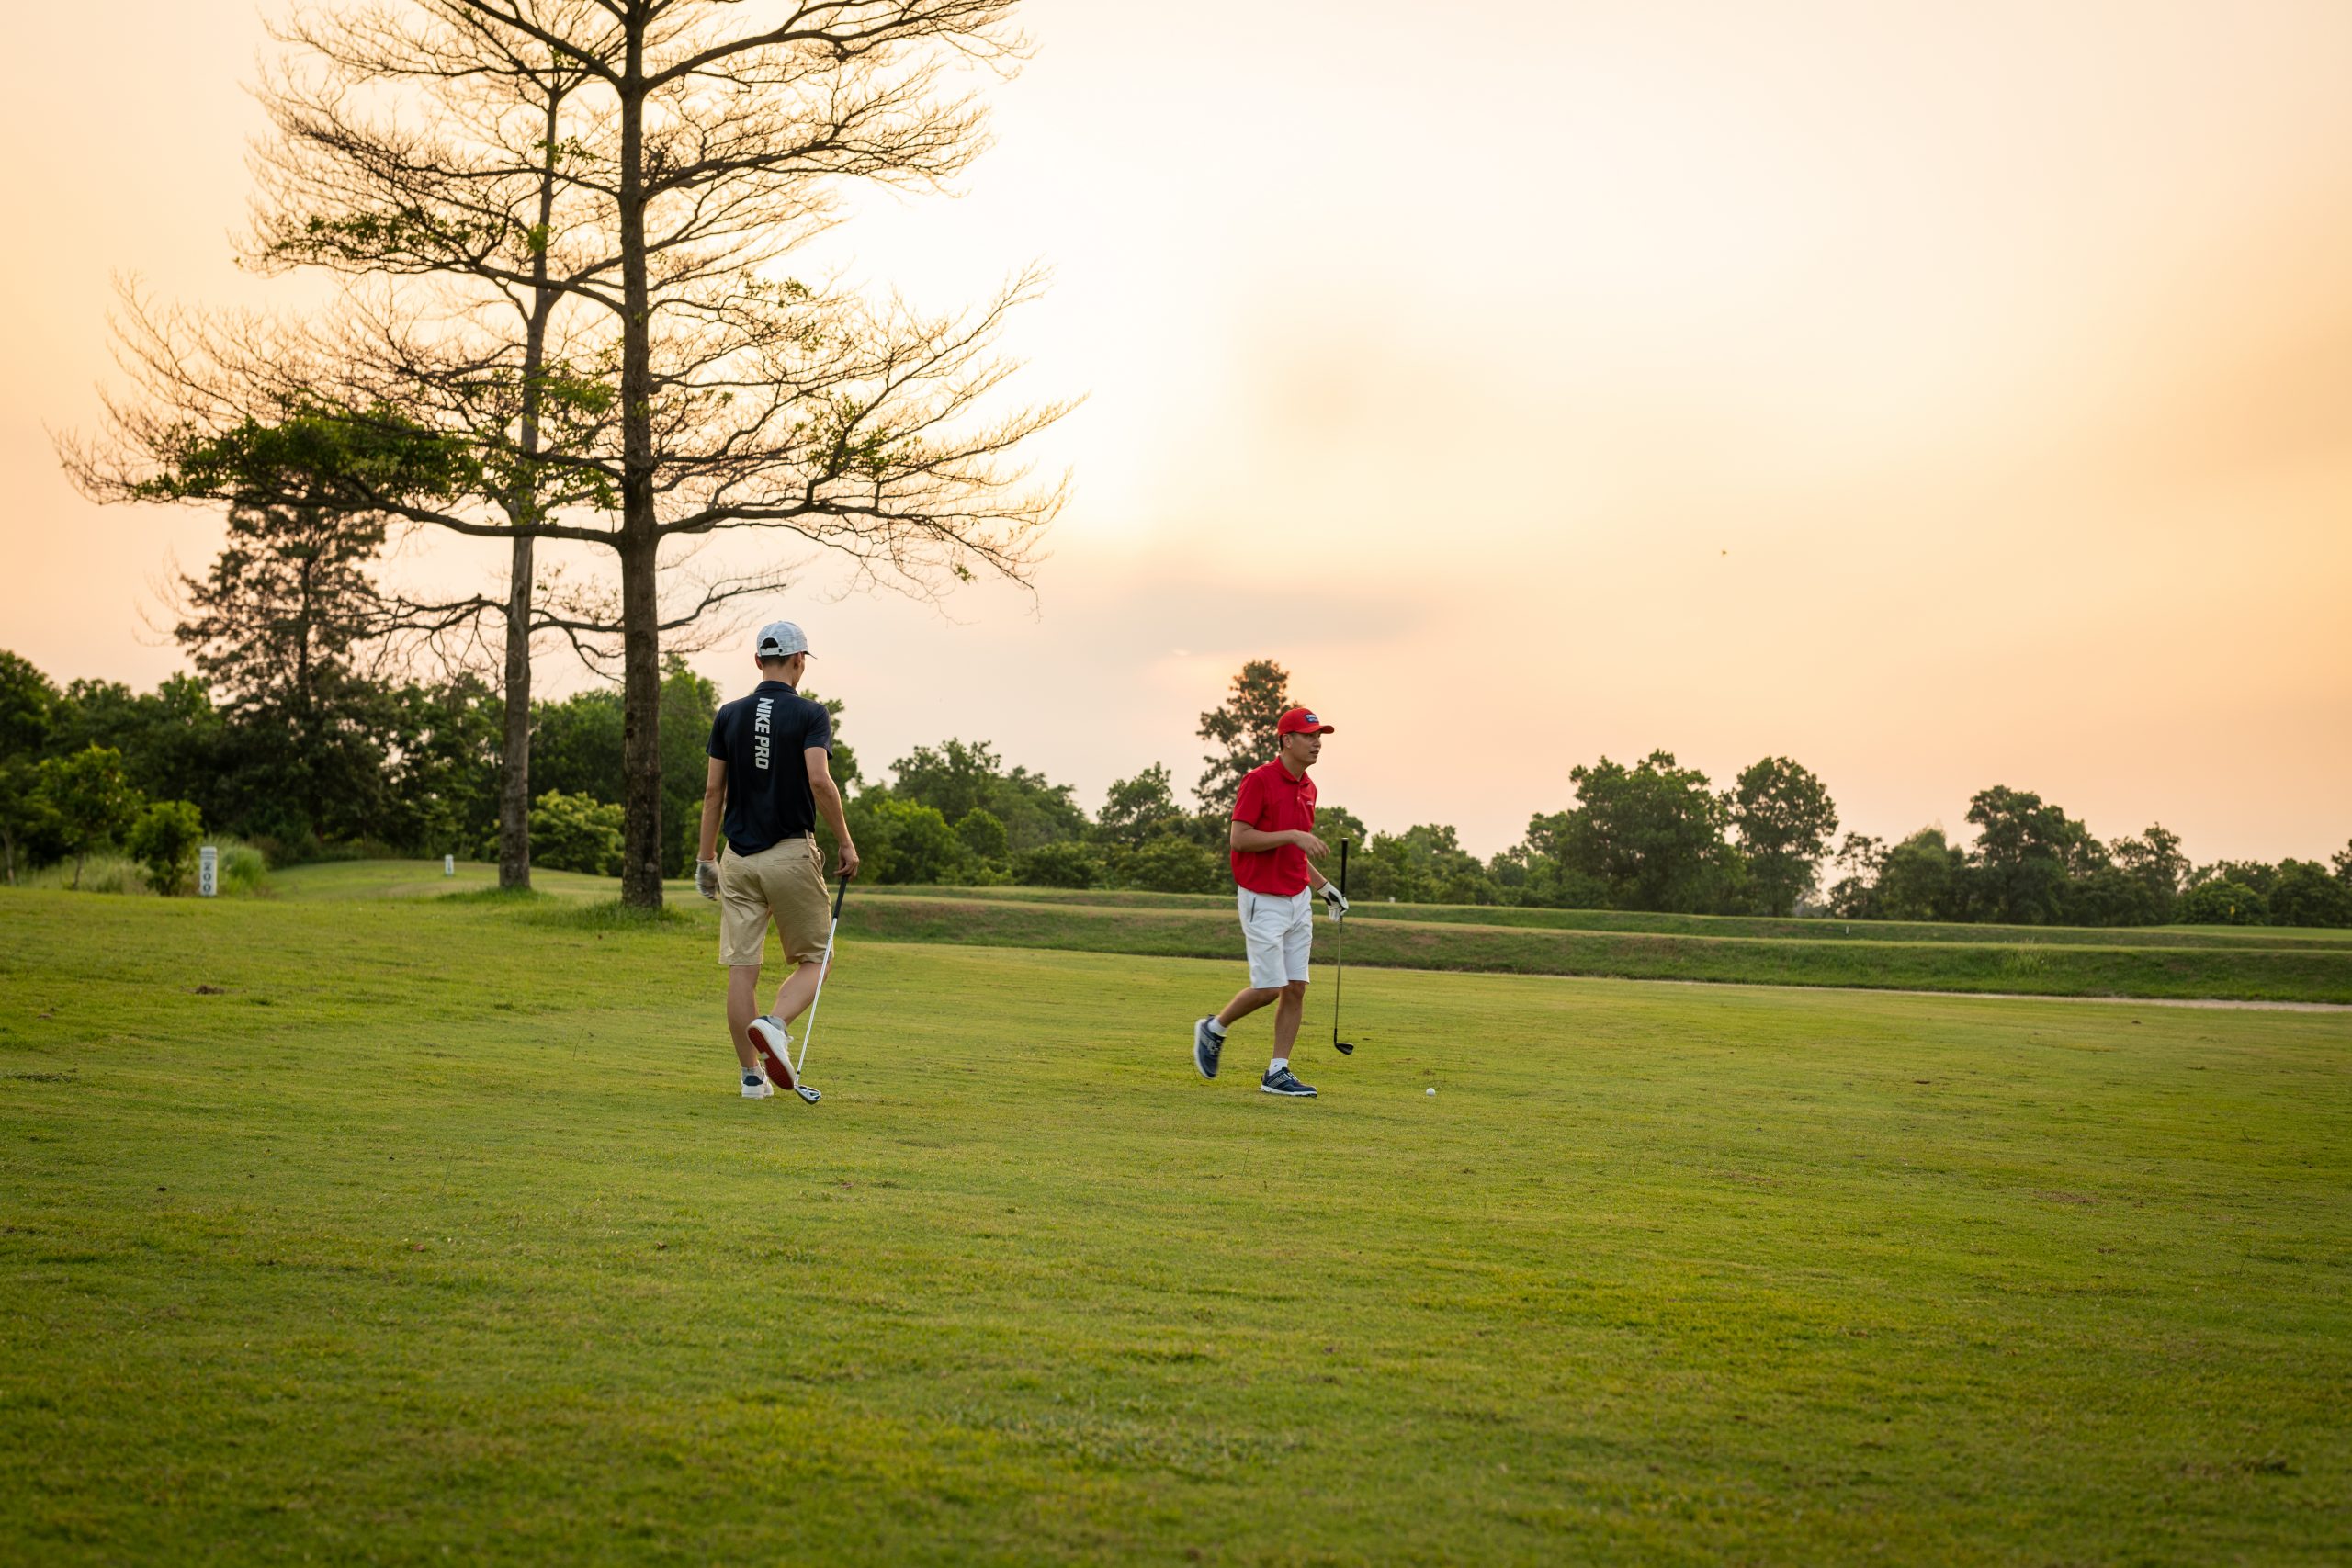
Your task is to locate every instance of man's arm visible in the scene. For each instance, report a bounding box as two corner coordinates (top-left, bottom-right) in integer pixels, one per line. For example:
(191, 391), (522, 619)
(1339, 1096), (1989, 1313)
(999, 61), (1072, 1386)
(806, 747), (860, 878)
(1229, 819), (1330, 863)
(695, 759), (728, 898)
(697, 758), (728, 862)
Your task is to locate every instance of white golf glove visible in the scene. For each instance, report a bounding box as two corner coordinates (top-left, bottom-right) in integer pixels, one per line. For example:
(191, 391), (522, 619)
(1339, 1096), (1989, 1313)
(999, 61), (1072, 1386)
(695, 859), (721, 900)
(1320, 883), (1349, 921)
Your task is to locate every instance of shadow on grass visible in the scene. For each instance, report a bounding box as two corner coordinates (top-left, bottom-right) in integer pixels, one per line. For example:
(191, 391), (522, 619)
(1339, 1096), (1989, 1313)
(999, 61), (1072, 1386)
(438, 886), (555, 905)
(523, 897), (693, 931)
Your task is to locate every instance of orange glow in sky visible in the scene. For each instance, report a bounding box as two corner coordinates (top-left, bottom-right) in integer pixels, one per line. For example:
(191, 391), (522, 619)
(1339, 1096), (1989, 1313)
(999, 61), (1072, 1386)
(3, 0), (2347, 860)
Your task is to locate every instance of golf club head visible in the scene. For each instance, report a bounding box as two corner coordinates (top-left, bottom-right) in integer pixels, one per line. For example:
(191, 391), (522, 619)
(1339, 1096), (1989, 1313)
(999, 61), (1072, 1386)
(1333, 1040), (1355, 1056)
(793, 1083), (821, 1104)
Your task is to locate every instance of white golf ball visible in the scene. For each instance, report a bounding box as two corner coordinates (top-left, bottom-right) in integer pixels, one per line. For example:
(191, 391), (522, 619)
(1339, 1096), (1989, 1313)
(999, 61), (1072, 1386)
(1426, 1087), (1437, 1096)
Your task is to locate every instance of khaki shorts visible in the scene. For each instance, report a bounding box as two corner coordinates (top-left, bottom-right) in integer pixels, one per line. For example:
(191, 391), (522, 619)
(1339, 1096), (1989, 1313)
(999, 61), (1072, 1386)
(718, 835), (831, 968)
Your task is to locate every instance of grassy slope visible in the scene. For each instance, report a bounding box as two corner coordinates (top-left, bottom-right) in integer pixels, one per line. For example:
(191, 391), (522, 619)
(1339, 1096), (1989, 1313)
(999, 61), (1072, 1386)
(842, 895), (2352, 1004)
(849, 883), (2352, 951)
(248, 863), (2352, 1005)
(3, 888), (2349, 1564)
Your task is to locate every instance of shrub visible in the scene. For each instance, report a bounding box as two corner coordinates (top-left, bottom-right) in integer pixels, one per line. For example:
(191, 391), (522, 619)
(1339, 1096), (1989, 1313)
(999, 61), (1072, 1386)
(1014, 840), (1101, 889)
(2177, 879), (2267, 926)
(2055, 866), (2165, 928)
(37, 745), (142, 890)
(852, 795), (963, 884)
(128, 801), (205, 896)
(529, 790), (624, 876)
(2267, 860), (2352, 928)
(1122, 832), (1225, 894)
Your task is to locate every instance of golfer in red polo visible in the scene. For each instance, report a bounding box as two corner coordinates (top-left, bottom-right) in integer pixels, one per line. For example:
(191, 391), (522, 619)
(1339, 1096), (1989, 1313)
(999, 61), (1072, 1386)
(1193, 707), (1348, 1097)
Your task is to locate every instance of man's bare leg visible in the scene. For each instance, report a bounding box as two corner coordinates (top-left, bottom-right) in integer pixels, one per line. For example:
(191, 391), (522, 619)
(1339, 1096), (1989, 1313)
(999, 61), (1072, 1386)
(1216, 986), (1283, 1030)
(771, 952), (830, 1029)
(725, 965), (764, 1073)
(1271, 980), (1306, 1058)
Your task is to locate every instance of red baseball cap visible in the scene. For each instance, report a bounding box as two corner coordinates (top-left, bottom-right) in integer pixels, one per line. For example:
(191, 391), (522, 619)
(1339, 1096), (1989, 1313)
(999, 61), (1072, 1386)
(1276, 707), (1335, 736)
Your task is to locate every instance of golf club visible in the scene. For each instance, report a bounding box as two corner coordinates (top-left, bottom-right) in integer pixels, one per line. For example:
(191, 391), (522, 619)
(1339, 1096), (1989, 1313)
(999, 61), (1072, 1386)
(788, 871), (851, 1101)
(1331, 838), (1356, 1055)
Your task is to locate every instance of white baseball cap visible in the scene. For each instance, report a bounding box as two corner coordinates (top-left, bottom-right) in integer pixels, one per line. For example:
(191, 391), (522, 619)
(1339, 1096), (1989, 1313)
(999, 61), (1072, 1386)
(754, 621), (810, 659)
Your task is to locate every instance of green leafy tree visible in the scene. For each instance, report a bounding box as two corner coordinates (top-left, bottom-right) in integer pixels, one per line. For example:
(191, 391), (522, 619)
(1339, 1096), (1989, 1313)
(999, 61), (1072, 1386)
(529, 790), (624, 877)
(2109, 824), (2188, 922)
(0, 651), (61, 884)
(379, 678), (504, 858)
(533, 690), (627, 802)
(2055, 866), (2165, 928)
(1495, 812), (1611, 909)
(1543, 750), (1735, 912)
(1963, 787), (2105, 925)
(38, 746), (144, 890)
(82, 5), (1068, 910)
(1096, 764), (1185, 850)
(1308, 803), (1370, 861)
(0, 767), (62, 886)
(658, 657), (721, 876)
(128, 800), (206, 896)
(2268, 859), (2351, 929)
(1877, 829), (1970, 921)
(2191, 859), (2278, 897)
(890, 739), (1085, 853)
(955, 807), (1011, 872)
(171, 496), (404, 846)
(1122, 833), (1224, 894)
(1825, 832), (1886, 918)
(847, 796), (963, 886)
(988, 763), (1089, 852)
(2177, 878), (2267, 926)
(1357, 824), (1496, 906)
(47, 675), (227, 826)
(1195, 659), (1293, 811)
(891, 739), (1003, 826)
(1730, 757), (1838, 916)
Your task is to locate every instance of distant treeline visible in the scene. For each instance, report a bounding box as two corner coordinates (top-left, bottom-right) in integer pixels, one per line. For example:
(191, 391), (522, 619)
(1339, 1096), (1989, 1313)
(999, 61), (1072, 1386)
(5, 649), (2347, 928)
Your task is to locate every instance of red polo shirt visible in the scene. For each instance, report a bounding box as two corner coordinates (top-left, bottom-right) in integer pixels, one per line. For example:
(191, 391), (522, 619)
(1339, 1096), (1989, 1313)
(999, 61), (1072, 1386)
(1229, 758), (1317, 895)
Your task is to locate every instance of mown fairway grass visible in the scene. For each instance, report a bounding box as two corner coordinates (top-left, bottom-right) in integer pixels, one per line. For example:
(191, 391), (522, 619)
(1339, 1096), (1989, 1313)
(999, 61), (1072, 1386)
(266, 862), (2352, 1004)
(4, 881), (2349, 1564)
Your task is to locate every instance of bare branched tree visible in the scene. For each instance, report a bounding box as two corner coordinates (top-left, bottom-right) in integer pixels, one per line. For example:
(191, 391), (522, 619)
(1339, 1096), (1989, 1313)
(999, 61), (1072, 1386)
(68, 0), (1069, 906)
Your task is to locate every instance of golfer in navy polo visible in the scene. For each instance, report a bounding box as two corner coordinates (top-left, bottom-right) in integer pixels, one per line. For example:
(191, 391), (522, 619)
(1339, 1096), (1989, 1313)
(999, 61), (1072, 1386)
(1192, 707), (1348, 1097)
(695, 620), (859, 1104)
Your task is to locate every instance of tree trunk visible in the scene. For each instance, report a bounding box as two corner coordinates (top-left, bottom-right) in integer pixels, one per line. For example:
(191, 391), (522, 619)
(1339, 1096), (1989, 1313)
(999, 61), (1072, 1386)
(614, 16), (663, 908)
(495, 88), (569, 893)
(497, 530), (534, 889)
(617, 526), (664, 906)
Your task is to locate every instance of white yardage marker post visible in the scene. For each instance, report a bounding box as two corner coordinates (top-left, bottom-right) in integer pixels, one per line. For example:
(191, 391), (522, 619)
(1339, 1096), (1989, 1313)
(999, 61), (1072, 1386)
(443, 853), (455, 876)
(198, 845), (218, 897)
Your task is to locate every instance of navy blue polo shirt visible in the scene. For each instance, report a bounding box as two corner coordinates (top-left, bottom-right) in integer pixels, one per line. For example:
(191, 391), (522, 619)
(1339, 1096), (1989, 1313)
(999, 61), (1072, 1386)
(707, 682), (832, 855)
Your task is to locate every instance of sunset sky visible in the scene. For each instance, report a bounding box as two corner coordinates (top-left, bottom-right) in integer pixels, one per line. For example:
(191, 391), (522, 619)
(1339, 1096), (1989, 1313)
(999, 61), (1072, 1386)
(4, 0), (2347, 862)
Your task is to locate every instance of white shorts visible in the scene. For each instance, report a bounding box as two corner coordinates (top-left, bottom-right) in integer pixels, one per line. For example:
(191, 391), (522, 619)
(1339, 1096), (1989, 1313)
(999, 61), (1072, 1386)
(1238, 887), (1314, 989)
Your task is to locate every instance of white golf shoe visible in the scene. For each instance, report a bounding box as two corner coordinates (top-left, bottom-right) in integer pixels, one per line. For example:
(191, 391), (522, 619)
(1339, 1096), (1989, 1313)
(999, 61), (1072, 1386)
(747, 1015), (795, 1089)
(741, 1070), (774, 1100)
